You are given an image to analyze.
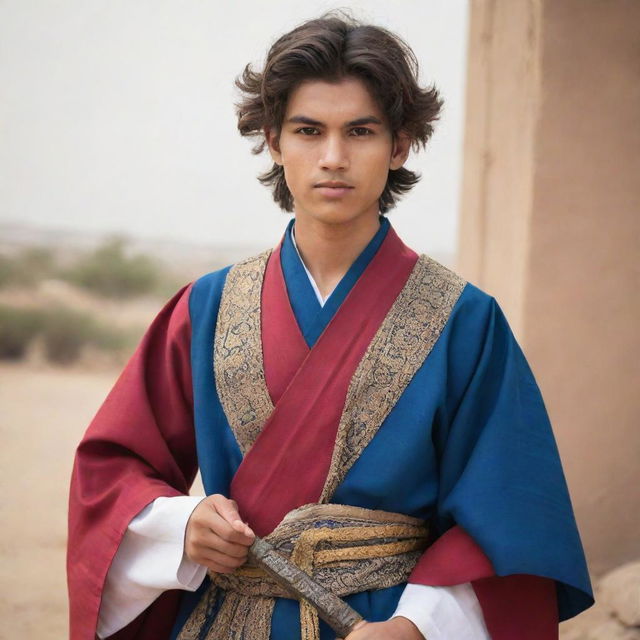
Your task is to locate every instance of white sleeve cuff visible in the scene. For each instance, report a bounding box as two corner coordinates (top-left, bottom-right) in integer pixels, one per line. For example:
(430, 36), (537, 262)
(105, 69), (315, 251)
(97, 495), (207, 639)
(391, 582), (490, 640)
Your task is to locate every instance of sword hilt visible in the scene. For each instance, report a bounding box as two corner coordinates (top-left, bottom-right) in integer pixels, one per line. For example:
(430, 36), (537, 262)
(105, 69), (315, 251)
(249, 536), (364, 637)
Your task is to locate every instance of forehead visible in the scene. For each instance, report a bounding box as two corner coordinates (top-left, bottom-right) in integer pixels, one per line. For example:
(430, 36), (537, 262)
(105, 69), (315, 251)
(284, 76), (385, 122)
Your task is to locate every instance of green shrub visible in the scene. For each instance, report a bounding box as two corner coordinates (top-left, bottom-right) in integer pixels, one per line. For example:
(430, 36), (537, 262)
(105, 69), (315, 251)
(0, 303), (131, 365)
(39, 307), (96, 364)
(40, 306), (130, 365)
(0, 305), (43, 359)
(0, 255), (14, 288)
(0, 247), (56, 289)
(62, 237), (160, 299)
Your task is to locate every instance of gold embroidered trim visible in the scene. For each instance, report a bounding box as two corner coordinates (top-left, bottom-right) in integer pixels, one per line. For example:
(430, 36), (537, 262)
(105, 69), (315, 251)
(177, 504), (429, 640)
(204, 251), (466, 637)
(213, 250), (274, 455)
(214, 251), (466, 485)
(319, 254), (466, 501)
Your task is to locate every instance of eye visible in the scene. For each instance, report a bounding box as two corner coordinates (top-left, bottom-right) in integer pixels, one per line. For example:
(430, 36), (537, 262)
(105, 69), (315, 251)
(294, 127), (320, 136)
(350, 127), (374, 136)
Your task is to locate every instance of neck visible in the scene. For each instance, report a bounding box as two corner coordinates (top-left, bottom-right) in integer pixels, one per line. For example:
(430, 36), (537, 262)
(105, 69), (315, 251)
(292, 213), (381, 299)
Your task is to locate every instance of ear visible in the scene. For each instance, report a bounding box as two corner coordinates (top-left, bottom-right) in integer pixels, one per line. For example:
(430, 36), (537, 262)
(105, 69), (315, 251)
(389, 131), (411, 170)
(265, 126), (283, 166)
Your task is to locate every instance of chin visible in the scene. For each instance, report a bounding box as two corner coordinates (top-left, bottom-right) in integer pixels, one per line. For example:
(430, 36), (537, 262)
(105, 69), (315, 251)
(295, 200), (379, 227)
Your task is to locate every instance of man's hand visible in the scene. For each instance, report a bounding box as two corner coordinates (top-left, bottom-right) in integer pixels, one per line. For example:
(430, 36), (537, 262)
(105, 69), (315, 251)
(184, 494), (255, 574)
(340, 617), (424, 640)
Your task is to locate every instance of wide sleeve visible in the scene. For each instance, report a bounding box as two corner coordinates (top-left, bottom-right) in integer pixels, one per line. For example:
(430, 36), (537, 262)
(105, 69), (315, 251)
(67, 284), (198, 640)
(409, 291), (594, 637)
(391, 582), (490, 640)
(97, 495), (207, 639)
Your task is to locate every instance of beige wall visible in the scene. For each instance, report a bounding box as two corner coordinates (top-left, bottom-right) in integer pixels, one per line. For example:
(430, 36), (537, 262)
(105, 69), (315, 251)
(458, 0), (542, 331)
(458, 0), (640, 576)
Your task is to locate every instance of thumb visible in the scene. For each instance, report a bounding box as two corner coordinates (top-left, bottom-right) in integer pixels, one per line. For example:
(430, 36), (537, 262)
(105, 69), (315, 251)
(342, 620), (368, 639)
(214, 495), (254, 537)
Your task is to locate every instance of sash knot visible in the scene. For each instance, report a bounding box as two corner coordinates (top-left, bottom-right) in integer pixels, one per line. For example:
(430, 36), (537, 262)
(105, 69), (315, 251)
(177, 504), (429, 640)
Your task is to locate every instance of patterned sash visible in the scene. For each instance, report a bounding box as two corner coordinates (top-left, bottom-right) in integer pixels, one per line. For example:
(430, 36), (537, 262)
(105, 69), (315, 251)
(177, 504), (429, 640)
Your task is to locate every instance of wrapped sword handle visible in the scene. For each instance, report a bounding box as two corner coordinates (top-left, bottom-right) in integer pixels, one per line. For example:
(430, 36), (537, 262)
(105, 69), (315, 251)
(249, 536), (364, 637)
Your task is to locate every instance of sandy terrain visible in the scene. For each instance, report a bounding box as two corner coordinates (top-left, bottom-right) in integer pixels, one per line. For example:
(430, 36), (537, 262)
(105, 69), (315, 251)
(0, 363), (122, 638)
(0, 362), (206, 639)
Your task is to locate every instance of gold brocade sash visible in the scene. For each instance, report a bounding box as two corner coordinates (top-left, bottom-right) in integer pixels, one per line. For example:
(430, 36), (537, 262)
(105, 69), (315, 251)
(177, 504), (429, 640)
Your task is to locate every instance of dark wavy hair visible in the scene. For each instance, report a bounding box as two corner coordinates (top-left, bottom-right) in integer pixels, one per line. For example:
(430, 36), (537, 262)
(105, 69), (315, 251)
(234, 11), (443, 214)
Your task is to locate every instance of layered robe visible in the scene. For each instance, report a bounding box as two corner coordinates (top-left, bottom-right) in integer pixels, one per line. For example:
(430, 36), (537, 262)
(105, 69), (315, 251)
(68, 218), (593, 639)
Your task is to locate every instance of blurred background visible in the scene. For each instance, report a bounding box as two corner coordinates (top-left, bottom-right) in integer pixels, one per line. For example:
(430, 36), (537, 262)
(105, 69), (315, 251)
(0, 1), (638, 638)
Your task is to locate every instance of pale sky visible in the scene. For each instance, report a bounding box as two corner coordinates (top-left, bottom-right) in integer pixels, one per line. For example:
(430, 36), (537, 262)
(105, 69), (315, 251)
(0, 1), (469, 256)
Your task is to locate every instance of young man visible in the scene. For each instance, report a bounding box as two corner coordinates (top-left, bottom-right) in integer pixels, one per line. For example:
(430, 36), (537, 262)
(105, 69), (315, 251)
(68, 13), (593, 640)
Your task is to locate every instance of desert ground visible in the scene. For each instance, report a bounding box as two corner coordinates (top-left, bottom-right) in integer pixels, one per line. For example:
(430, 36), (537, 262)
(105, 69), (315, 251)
(0, 361), (205, 639)
(0, 362), (120, 638)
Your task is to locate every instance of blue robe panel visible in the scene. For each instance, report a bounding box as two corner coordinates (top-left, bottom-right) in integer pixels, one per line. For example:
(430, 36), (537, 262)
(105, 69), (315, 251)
(171, 220), (593, 639)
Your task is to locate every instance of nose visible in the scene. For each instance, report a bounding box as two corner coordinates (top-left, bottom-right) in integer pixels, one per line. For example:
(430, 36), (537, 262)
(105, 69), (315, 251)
(319, 133), (349, 171)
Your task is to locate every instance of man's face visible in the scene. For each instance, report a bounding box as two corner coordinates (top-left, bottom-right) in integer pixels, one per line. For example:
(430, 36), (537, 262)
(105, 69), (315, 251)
(267, 76), (410, 228)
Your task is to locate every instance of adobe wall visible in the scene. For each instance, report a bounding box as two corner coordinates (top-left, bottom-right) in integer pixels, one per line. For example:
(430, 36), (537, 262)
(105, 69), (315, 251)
(458, 0), (640, 575)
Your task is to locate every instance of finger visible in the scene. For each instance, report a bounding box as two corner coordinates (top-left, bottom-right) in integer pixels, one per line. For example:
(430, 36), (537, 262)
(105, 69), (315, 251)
(342, 620), (368, 639)
(211, 494), (243, 525)
(208, 510), (254, 546)
(188, 550), (242, 571)
(201, 558), (236, 574)
(211, 495), (254, 538)
(196, 527), (252, 558)
(199, 548), (247, 570)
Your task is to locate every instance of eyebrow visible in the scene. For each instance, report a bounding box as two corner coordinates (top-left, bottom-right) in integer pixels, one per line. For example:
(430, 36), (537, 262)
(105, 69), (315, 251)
(286, 115), (384, 127)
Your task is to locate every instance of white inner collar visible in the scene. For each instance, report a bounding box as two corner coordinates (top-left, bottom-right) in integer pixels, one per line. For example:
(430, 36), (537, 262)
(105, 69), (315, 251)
(290, 225), (334, 306)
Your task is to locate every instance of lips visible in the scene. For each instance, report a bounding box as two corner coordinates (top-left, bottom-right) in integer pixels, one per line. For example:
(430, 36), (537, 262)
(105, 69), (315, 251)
(314, 183), (354, 199)
(314, 181), (354, 189)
